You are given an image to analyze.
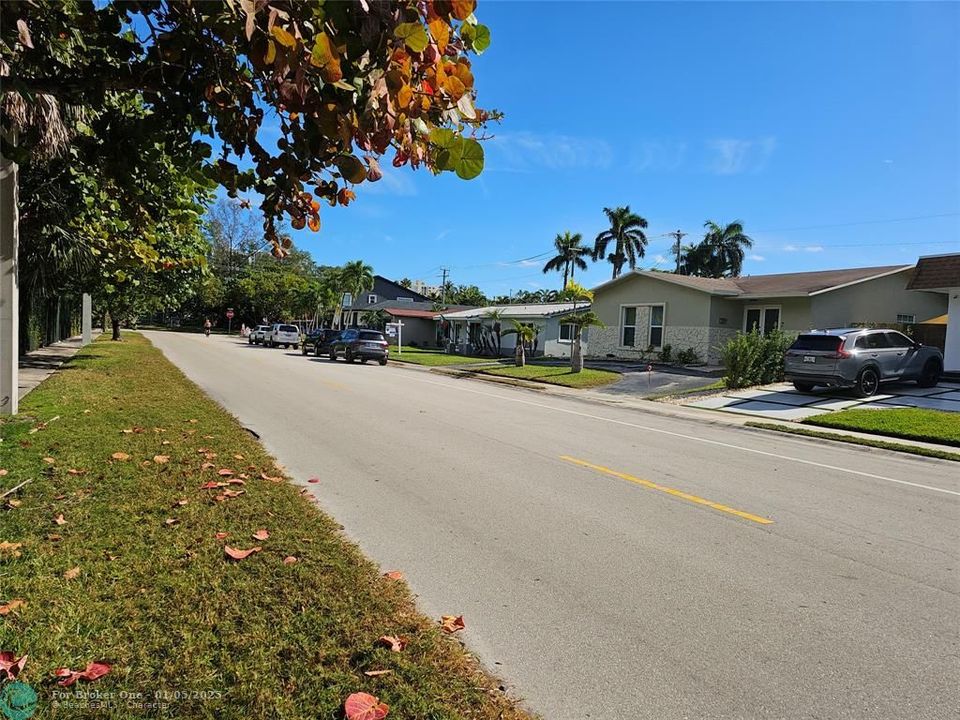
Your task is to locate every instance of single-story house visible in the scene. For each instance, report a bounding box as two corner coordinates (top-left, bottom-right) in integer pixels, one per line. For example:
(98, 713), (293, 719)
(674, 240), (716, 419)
(907, 253), (959, 374)
(364, 301), (474, 348)
(590, 264), (948, 365)
(337, 275), (433, 329)
(436, 302), (591, 358)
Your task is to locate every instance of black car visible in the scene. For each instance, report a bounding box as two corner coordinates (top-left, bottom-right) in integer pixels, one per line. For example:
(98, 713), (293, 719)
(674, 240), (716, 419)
(327, 328), (389, 365)
(301, 328), (340, 356)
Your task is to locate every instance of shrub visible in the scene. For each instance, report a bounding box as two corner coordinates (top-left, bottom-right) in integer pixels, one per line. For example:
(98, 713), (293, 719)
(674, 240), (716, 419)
(675, 347), (699, 365)
(720, 329), (792, 388)
(659, 343), (673, 363)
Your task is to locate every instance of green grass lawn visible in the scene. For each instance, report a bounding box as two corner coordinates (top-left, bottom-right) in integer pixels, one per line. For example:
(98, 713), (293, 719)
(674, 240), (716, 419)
(481, 364), (621, 388)
(390, 345), (493, 366)
(0, 334), (531, 720)
(804, 407), (960, 447)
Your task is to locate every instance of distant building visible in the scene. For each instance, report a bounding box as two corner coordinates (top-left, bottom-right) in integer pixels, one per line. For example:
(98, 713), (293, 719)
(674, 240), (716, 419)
(411, 279), (441, 298)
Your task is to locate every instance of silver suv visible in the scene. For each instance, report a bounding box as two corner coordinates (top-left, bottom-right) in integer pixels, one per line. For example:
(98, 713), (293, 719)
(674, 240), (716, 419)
(784, 328), (943, 397)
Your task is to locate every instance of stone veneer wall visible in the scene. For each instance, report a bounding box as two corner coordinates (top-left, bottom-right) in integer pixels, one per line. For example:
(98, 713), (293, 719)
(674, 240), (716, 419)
(707, 327), (739, 365)
(588, 325), (711, 361)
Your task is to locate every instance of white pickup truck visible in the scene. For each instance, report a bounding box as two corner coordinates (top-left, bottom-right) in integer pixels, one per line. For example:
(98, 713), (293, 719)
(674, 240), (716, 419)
(248, 325), (272, 345)
(265, 323), (300, 349)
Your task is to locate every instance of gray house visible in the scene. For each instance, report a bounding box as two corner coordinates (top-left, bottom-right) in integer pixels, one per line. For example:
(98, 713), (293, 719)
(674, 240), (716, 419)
(338, 275), (432, 329)
(590, 264), (947, 364)
(437, 303), (591, 358)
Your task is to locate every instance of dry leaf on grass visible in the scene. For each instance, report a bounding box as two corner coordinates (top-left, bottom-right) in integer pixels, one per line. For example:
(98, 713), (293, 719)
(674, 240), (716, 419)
(0, 651), (28, 680)
(383, 571), (404, 581)
(201, 462), (216, 470)
(0, 599), (25, 616)
(63, 566), (81, 580)
(376, 635), (406, 652)
(224, 545), (261, 560)
(164, 518), (179, 526)
(222, 489), (244, 499)
(252, 529), (269, 541)
(439, 615), (465, 633)
(161, 440), (171, 446)
(43, 457), (56, 464)
(54, 514), (67, 526)
(67, 468), (85, 475)
(217, 468), (234, 477)
(0, 469), (7, 476)
(363, 669), (392, 677)
(153, 455), (170, 464)
(233, 454), (244, 460)
(5, 500), (21, 508)
(175, 499), (189, 507)
(226, 478), (245, 486)
(111, 452), (130, 461)
(47, 534), (62, 542)
(0, 542), (23, 558)
(260, 472), (283, 483)
(282, 556), (297, 565)
(200, 481), (228, 490)
(54, 661), (111, 686)
(344, 692), (389, 720)
(215, 532), (229, 540)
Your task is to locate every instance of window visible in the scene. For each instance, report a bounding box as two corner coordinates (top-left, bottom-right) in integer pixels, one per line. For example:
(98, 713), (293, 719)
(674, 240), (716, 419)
(342, 292), (353, 307)
(744, 306), (781, 334)
(359, 331), (385, 341)
(559, 323), (574, 342)
(885, 331), (913, 348)
(896, 314), (915, 324)
(649, 305), (664, 347)
(792, 335), (843, 352)
(621, 307), (637, 347)
(865, 332), (890, 349)
(367, 294), (378, 304)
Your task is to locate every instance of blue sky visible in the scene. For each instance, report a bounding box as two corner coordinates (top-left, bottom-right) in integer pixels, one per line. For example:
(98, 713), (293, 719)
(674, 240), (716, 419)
(276, 1), (959, 295)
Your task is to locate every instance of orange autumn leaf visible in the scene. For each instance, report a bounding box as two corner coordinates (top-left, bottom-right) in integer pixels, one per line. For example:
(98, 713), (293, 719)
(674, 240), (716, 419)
(64, 566), (81, 580)
(215, 532), (229, 540)
(439, 615), (465, 633)
(377, 635), (406, 652)
(307, 215), (321, 232)
(428, 18), (450, 53)
(224, 545), (261, 560)
(383, 571), (404, 581)
(0, 599), (25, 616)
(344, 692), (389, 720)
(54, 661), (111, 686)
(252, 529), (269, 541)
(111, 452), (130, 461)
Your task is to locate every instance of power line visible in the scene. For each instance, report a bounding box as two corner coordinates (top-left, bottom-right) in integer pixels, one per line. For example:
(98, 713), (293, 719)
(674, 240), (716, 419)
(750, 212), (959, 235)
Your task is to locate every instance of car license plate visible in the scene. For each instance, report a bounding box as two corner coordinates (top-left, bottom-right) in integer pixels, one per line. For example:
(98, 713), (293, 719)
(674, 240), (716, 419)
(803, 355), (816, 363)
(365, 342), (380, 349)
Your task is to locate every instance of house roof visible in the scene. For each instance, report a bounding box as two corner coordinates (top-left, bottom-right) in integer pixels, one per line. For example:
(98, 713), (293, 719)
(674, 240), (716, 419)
(383, 307), (442, 319)
(906, 253), (960, 291)
(436, 302), (589, 320)
(592, 264), (915, 299)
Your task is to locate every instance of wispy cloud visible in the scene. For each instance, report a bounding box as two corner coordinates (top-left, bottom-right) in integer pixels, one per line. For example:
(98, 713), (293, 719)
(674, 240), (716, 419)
(707, 137), (777, 175)
(783, 244), (824, 253)
(748, 254), (765, 261)
(630, 140), (687, 173)
(487, 132), (612, 172)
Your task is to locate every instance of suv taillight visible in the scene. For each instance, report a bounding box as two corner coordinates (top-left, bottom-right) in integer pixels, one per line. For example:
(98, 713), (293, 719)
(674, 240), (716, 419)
(826, 339), (851, 360)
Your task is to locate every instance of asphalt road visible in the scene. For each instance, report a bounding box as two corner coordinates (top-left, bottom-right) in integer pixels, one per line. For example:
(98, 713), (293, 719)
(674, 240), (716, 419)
(144, 331), (960, 720)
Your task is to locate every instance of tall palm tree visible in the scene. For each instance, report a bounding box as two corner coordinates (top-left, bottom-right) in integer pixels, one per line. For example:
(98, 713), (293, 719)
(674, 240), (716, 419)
(542, 231), (591, 289)
(557, 281), (604, 373)
(702, 220), (753, 277)
(337, 260), (374, 326)
(593, 206), (649, 279)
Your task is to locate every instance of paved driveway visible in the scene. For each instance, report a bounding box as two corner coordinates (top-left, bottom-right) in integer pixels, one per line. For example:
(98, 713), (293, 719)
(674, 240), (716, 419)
(686, 380), (960, 420)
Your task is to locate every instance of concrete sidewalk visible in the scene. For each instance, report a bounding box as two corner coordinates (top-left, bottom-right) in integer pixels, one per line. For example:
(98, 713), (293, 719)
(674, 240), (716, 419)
(18, 333), (99, 401)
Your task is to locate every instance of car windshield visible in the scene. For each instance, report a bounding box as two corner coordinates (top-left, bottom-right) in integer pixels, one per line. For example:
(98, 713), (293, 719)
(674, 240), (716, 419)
(280, 325), (298, 333)
(358, 331), (385, 341)
(790, 335), (842, 352)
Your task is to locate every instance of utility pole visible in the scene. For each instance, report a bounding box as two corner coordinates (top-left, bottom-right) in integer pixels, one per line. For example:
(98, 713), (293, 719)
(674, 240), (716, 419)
(667, 230), (687, 274)
(440, 266), (449, 305)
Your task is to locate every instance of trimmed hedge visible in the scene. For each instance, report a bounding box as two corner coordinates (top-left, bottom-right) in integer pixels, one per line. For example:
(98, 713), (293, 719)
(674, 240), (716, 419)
(720, 329), (793, 389)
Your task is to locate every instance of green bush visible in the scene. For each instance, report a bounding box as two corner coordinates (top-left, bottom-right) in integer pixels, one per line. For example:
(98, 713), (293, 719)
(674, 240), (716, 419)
(659, 343), (673, 363)
(675, 347), (699, 365)
(720, 329), (792, 388)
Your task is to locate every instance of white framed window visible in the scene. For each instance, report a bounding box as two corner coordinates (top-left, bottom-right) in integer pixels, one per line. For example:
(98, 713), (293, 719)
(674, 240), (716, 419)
(342, 292), (353, 307)
(896, 314), (915, 324)
(559, 323), (574, 342)
(649, 305), (664, 348)
(621, 306), (638, 347)
(396, 296), (414, 303)
(367, 294), (378, 304)
(744, 305), (781, 334)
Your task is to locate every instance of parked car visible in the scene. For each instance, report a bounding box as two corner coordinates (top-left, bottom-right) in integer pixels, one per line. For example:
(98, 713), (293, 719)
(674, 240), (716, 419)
(784, 327), (943, 397)
(265, 323), (301, 349)
(327, 328), (389, 365)
(301, 328), (340, 356)
(248, 325), (272, 345)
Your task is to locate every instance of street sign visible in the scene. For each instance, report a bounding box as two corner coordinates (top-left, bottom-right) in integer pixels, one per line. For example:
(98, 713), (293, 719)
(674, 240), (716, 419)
(226, 309), (235, 319)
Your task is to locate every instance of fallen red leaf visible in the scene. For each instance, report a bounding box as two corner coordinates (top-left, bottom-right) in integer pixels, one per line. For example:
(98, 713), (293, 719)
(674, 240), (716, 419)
(54, 513), (67, 526)
(215, 532), (229, 540)
(344, 692), (389, 720)
(224, 545), (261, 560)
(377, 635), (406, 652)
(307, 478), (320, 484)
(252, 529), (269, 541)
(0, 651), (28, 680)
(260, 472), (282, 482)
(222, 489), (244, 498)
(282, 556), (297, 565)
(217, 468), (234, 477)
(200, 481), (227, 490)
(383, 571), (404, 581)
(0, 599), (25, 616)
(54, 661), (111, 686)
(439, 615), (465, 633)
(226, 478), (246, 485)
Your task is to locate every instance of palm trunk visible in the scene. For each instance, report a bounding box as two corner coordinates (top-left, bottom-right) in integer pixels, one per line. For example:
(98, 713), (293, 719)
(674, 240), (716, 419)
(571, 333), (584, 373)
(515, 342), (525, 367)
(563, 265), (569, 290)
(110, 314), (121, 341)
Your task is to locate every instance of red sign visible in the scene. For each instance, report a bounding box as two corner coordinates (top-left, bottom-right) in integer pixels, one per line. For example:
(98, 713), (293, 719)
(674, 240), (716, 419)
(225, 310), (234, 319)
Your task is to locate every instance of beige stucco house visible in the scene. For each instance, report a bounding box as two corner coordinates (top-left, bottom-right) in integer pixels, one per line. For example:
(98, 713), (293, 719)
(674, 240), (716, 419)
(590, 264), (948, 364)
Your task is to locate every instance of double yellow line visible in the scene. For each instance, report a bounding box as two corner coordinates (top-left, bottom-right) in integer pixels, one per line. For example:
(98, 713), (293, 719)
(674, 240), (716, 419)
(560, 456), (773, 525)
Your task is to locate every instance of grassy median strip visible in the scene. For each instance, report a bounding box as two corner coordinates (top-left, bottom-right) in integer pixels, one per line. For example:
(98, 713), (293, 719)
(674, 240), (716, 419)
(802, 407), (960, 448)
(0, 334), (531, 720)
(480, 365), (620, 389)
(745, 422), (960, 461)
(391, 346), (493, 366)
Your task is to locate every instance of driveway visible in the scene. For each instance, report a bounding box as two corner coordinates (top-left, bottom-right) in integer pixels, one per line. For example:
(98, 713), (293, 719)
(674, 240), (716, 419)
(143, 331), (960, 720)
(685, 380), (960, 420)
(536, 359), (721, 397)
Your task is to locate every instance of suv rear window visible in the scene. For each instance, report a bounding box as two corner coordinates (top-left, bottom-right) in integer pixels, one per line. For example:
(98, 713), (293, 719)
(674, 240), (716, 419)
(279, 325), (299, 333)
(358, 331), (385, 341)
(790, 335), (842, 352)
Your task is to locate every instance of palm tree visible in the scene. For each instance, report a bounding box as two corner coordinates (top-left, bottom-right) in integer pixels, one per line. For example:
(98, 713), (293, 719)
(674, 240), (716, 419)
(593, 206), (649, 279)
(677, 242), (714, 277)
(557, 281), (604, 373)
(337, 260), (374, 326)
(360, 309), (389, 330)
(542, 231), (590, 289)
(483, 308), (505, 357)
(702, 220), (753, 277)
(503, 319), (537, 367)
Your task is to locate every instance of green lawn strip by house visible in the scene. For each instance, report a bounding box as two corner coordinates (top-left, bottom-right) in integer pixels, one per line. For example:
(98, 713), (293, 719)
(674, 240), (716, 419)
(480, 364), (620, 389)
(746, 422), (960, 461)
(802, 407), (960, 448)
(390, 346), (494, 366)
(0, 334), (531, 720)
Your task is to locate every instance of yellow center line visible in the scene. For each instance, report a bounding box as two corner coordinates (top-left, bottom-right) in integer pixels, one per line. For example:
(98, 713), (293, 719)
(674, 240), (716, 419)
(559, 455), (774, 525)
